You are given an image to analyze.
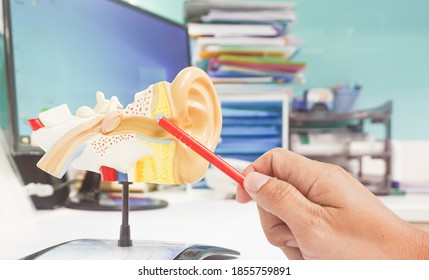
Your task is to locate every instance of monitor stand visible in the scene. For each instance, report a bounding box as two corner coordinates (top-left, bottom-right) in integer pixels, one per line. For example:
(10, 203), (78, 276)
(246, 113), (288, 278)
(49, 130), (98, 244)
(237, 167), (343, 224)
(23, 181), (240, 260)
(65, 171), (168, 211)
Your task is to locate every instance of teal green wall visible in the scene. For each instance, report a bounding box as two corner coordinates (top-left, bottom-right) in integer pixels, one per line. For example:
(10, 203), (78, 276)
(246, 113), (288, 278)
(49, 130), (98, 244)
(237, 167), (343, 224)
(133, 0), (429, 140)
(293, 0), (429, 140)
(129, 0), (185, 24)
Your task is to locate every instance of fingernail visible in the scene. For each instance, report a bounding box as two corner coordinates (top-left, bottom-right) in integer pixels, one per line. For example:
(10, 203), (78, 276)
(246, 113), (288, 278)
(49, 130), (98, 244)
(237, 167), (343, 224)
(244, 172), (270, 193)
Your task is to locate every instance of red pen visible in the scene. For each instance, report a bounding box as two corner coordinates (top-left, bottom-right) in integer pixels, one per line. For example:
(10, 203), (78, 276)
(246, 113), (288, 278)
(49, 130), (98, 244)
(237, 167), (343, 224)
(157, 117), (245, 186)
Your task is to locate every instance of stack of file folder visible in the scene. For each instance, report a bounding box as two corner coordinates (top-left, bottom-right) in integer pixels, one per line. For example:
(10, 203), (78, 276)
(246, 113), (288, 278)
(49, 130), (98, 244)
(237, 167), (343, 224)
(185, 0), (306, 85)
(185, 1), (297, 163)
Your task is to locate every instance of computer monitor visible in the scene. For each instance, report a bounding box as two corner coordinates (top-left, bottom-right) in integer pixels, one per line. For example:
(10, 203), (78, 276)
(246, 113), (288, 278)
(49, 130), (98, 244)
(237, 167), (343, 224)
(1, 0), (190, 210)
(3, 0), (190, 155)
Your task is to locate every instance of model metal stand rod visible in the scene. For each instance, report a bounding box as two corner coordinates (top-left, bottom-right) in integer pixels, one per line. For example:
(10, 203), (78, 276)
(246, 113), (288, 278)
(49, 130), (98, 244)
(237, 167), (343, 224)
(118, 181), (133, 247)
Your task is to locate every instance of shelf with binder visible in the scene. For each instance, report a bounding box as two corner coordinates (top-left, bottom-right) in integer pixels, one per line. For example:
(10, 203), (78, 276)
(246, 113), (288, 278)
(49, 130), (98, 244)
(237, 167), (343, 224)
(289, 101), (393, 195)
(184, 0), (305, 85)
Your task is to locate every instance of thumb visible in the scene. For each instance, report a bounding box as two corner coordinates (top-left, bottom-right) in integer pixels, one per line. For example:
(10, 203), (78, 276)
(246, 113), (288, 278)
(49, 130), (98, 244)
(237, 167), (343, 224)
(244, 171), (313, 229)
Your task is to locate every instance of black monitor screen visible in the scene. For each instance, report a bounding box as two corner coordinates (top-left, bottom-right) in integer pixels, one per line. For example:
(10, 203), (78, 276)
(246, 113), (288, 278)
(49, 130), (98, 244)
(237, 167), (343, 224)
(2, 0), (190, 155)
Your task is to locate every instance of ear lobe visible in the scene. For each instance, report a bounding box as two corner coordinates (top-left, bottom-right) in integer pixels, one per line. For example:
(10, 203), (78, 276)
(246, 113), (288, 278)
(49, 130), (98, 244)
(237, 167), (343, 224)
(169, 67), (222, 183)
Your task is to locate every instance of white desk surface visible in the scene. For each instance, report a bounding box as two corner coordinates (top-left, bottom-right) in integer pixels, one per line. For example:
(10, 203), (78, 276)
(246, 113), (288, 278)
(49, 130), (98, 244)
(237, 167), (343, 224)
(0, 190), (285, 260)
(1, 190), (429, 260)
(378, 193), (429, 222)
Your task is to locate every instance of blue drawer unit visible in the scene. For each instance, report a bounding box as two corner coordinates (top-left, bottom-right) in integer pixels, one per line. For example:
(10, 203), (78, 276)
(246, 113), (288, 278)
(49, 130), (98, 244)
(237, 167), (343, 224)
(216, 94), (289, 162)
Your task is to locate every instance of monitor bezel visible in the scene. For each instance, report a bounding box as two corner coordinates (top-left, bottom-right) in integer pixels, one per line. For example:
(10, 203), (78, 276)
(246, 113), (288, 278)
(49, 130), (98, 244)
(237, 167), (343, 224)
(2, 0), (190, 156)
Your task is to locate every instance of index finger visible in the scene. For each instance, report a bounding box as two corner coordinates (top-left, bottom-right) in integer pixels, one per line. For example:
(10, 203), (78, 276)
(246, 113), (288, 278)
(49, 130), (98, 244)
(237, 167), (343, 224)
(236, 163), (255, 203)
(243, 148), (325, 196)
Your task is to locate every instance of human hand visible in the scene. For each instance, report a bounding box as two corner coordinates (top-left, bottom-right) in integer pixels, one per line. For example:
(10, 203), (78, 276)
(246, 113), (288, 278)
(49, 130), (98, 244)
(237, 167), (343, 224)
(236, 148), (429, 259)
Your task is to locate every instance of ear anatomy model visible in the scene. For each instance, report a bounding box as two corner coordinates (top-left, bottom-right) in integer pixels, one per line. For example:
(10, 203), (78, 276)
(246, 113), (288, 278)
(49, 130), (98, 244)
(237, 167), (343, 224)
(29, 67), (222, 185)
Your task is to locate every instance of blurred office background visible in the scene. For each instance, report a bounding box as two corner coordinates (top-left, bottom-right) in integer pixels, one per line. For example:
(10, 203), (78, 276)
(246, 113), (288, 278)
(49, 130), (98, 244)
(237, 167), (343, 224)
(1, 0), (428, 204)
(130, 0), (429, 140)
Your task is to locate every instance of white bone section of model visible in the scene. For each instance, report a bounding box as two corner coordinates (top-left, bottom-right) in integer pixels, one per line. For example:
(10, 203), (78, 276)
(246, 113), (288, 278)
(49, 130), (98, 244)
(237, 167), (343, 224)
(76, 91), (124, 118)
(33, 90), (154, 176)
(71, 88), (154, 174)
(32, 104), (96, 151)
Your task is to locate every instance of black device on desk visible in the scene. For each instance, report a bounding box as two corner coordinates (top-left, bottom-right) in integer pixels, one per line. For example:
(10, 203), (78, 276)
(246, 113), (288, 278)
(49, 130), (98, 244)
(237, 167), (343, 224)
(1, 0), (190, 210)
(65, 171), (168, 211)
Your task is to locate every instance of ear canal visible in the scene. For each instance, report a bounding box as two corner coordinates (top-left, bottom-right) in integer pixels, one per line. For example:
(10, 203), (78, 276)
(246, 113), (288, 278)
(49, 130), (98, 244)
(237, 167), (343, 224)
(169, 67), (222, 183)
